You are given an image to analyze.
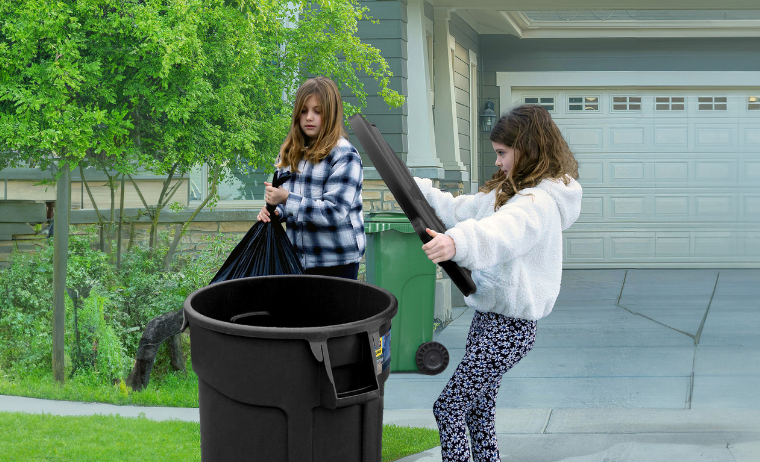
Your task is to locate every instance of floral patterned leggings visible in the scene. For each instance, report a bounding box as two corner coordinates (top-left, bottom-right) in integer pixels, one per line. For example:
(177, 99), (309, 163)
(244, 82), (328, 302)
(433, 311), (538, 462)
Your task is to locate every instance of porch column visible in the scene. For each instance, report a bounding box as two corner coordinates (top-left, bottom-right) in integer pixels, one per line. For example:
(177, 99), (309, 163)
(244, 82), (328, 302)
(432, 7), (466, 173)
(405, 0), (443, 176)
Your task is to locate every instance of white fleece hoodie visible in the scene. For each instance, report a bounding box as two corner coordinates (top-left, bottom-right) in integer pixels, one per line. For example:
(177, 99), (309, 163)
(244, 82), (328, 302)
(414, 175), (582, 321)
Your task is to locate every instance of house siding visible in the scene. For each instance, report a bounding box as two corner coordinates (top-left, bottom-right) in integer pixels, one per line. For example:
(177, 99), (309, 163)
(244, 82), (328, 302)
(482, 36), (760, 73)
(448, 13), (480, 191)
(350, 0), (409, 167)
(423, 0), (433, 22)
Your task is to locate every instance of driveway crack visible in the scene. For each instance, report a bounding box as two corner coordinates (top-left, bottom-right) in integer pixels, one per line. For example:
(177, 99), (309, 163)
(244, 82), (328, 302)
(615, 269), (696, 339)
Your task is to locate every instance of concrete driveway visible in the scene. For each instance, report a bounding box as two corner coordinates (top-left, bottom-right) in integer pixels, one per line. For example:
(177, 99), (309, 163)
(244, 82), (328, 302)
(386, 269), (760, 461)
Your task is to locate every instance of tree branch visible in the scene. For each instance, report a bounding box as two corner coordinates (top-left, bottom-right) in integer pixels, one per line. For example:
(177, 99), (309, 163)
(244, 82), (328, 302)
(80, 165), (105, 224)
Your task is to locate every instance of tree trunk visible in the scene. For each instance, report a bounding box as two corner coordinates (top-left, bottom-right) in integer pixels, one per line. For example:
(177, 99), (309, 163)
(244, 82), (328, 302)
(168, 334), (186, 372)
(126, 309), (185, 391)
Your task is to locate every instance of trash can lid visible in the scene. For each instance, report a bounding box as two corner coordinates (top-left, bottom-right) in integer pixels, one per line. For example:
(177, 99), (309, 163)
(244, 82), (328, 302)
(364, 212), (415, 234)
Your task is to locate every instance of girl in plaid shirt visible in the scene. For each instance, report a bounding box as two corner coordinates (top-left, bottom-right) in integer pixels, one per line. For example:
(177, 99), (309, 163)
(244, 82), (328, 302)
(257, 77), (365, 279)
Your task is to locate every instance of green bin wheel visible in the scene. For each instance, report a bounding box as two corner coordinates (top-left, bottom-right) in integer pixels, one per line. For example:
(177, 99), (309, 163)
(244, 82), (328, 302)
(415, 341), (449, 375)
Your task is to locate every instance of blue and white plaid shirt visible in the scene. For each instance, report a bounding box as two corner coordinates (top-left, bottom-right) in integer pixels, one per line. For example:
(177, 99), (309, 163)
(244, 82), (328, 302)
(276, 137), (365, 269)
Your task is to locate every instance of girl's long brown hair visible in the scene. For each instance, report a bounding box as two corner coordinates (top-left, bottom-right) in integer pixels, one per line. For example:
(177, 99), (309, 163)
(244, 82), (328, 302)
(481, 104), (579, 210)
(276, 77), (346, 172)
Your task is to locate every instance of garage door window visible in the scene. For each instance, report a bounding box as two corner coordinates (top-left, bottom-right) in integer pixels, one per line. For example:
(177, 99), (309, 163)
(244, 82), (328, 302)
(568, 96), (599, 112)
(611, 96), (641, 111)
(698, 96), (727, 110)
(748, 97), (760, 110)
(523, 96), (555, 112)
(655, 96), (685, 111)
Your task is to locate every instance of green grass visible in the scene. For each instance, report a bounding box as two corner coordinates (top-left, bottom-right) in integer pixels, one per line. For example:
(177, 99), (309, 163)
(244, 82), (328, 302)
(0, 412), (200, 461)
(0, 413), (439, 462)
(382, 424), (441, 461)
(0, 367), (199, 408)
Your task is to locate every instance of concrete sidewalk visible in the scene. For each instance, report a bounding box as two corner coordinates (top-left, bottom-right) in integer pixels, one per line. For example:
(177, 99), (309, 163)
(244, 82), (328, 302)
(1, 269), (759, 461)
(388, 268), (760, 461)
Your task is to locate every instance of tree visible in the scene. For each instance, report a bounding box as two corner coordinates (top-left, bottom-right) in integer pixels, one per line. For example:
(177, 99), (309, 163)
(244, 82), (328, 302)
(1, 0), (403, 380)
(2, 0), (403, 261)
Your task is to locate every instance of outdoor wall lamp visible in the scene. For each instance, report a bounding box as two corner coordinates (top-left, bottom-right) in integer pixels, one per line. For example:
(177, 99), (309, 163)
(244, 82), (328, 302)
(480, 100), (497, 133)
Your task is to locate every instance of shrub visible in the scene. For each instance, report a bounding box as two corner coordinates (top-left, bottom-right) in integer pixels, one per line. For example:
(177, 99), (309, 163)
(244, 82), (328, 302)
(0, 227), (236, 386)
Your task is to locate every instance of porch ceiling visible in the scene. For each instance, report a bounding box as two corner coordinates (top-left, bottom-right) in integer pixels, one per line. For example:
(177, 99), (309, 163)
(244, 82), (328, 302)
(427, 0), (759, 9)
(440, 6), (760, 38)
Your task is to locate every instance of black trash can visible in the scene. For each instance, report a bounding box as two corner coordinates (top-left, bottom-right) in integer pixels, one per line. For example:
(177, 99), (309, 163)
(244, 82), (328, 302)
(183, 275), (398, 462)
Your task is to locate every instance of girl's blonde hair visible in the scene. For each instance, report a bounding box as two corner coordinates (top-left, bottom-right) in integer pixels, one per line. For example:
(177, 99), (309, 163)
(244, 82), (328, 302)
(481, 104), (579, 210)
(276, 77), (346, 172)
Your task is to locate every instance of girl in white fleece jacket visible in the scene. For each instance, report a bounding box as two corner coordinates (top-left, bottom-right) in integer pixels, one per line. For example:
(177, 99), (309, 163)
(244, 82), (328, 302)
(415, 105), (582, 462)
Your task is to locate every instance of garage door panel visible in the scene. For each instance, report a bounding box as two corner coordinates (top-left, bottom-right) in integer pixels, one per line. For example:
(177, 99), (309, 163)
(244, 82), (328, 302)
(656, 233), (691, 256)
(654, 162), (689, 181)
(694, 161), (738, 182)
(694, 233), (735, 257)
(744, 162), (760, 180)
(573, 189), (749, 223)
(565, 235), (605, 260)
(610, 234), (656, 259)
(573, 158), (738, 187)
(743, 196), (760, 220)
(695, 196), (737, 218)
(746, 234), (760, 257)
(654, 196), (689, 216)
(610, 196), (649, 218)
(609, 125), (653, 151)
(579, 196), (604, 220)
(577, 161), (604, 185)
(563, 127), (604, 150)
(611, 162), (646, 180)
(654, 126), (689, 150)
(694, 124), (738, 150)
(740, 125), (760, 148)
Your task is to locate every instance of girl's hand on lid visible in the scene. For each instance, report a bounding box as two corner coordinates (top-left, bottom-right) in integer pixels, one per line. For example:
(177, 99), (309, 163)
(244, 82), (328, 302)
(422, 228), (456, 264)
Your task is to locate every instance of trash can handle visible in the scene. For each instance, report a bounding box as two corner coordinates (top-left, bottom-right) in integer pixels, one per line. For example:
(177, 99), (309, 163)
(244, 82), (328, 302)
(309, 331), (381, 409)
(266, 171), (293, 215)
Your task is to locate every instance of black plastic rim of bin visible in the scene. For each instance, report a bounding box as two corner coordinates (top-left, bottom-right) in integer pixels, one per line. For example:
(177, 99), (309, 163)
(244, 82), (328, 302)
(349, 113), (476, 296)
(184, 275), (398, 341)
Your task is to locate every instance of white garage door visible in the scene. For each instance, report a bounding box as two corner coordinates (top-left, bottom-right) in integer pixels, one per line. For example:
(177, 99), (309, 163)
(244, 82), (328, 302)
(517, 89), (760, 268)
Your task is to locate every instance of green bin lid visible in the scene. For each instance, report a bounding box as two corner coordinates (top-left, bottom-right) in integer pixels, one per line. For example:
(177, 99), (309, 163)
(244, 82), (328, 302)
(364, 212), (415, 234)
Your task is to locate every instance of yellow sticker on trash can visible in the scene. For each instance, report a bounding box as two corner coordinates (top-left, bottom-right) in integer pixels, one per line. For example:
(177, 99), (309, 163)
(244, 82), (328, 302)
(381, 331), (391, 372)
(375, 331), (392, 374)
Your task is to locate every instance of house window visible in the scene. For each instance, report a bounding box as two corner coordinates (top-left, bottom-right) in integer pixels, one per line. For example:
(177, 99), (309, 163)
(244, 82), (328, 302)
(568, 96), (599, 112)
(611, 96), (641, 111)
(698, 96), (727, 111)
(524, 96), (555, 112)
(748, 97), (760, 111)
(655, 96), (685, 111)
(188, 163), (271, 209)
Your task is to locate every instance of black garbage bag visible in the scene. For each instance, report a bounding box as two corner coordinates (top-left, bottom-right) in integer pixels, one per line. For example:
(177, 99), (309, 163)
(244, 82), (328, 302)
(209, 171), (304, 284)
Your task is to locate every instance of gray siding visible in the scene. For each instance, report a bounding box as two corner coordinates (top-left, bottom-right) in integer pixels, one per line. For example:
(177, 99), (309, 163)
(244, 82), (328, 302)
(449, 13), (480, 183)
(480, 70), (499, 184)
(482, 36), (760, 72)
(350, 0), (409, 165)
(423, 0), (433, 22)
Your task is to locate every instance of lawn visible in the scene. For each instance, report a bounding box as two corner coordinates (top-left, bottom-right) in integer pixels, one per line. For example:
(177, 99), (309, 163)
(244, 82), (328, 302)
(0, 366), (199, 408)
(0, 412), (439, 462)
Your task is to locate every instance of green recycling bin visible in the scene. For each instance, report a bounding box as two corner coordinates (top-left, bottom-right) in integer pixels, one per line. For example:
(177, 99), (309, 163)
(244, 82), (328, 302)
(364, 212), (449, 375)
